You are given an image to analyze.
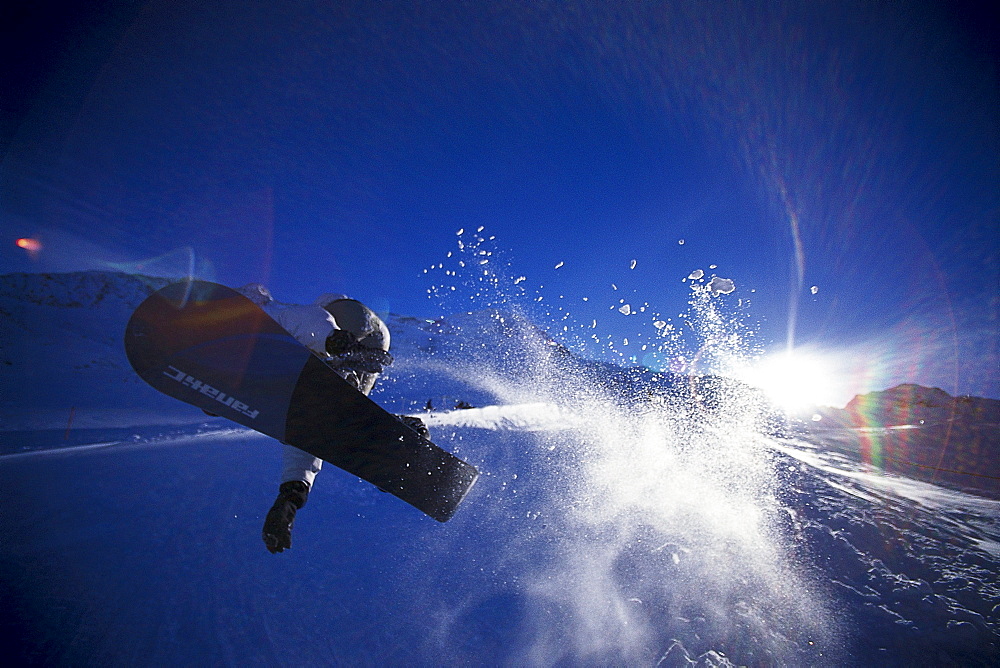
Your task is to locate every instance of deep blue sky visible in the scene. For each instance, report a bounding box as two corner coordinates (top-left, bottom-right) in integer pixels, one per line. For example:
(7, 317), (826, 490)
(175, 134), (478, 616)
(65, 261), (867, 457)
(2, 0), (997, 404)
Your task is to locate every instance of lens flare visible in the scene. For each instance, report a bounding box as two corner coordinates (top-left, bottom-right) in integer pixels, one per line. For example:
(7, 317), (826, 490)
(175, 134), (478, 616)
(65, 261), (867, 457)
(16, 237), (42, 255)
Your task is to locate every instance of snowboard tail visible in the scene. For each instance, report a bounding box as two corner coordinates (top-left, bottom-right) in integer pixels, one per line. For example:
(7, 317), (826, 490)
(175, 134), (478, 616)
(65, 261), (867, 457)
(124, 280), (478, 521)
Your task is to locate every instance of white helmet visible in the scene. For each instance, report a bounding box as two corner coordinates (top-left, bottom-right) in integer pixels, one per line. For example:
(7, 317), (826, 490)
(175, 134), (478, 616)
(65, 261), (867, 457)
(314, 293), (350, 307)
(322, 297), (390, 352)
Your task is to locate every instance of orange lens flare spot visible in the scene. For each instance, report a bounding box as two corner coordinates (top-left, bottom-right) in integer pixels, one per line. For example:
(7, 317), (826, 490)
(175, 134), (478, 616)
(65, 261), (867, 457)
(16, 237), (42, 252)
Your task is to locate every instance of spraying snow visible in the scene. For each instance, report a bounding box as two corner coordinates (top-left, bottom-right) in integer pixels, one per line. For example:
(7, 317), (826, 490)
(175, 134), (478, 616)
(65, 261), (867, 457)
(413, 248), (841, 663)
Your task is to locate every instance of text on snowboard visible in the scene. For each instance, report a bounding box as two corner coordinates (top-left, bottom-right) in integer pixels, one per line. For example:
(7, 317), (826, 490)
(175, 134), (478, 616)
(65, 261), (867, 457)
(163, 366), (260, 419)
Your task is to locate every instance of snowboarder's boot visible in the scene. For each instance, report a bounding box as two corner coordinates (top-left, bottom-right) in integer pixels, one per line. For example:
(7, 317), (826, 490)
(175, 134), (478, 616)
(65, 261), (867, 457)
(262, 480), (309, 553)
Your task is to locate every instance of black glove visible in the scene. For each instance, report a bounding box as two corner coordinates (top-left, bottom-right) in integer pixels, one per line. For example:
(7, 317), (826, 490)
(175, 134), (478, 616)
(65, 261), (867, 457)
(262, 480), (309, 554)
(397, 414), (430, 440)
(324, 330), (393, 373)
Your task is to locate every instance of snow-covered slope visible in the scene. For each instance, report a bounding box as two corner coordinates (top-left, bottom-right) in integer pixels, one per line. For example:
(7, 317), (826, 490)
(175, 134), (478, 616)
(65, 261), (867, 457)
(0, 271), (181, 429)
(2, 271), (998, 665)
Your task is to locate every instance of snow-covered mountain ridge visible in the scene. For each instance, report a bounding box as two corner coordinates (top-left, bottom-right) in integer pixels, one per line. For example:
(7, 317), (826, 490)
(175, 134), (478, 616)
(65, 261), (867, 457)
(813, 383), (1000, 428)
(0, 271), (172, 309)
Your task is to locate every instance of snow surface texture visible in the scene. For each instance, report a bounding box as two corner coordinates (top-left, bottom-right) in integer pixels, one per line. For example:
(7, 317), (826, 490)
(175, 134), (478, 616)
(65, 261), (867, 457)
(1, 271), (998, 666)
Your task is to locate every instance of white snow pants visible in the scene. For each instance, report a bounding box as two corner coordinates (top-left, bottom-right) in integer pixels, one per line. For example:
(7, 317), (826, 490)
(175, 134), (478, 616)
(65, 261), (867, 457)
(281, 444), (324, 487)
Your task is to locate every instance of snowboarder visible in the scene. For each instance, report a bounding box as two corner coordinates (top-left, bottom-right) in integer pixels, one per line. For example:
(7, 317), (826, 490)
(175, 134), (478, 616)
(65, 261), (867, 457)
(236, 285), (424, 553)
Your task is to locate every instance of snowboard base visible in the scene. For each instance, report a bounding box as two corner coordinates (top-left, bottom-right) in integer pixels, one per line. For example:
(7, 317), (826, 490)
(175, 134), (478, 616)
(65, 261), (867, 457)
(125, 280), (478, 521)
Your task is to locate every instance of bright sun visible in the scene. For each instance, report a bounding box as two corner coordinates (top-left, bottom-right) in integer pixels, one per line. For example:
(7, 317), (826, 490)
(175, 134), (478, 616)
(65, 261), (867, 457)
(738, 350), (840, 412)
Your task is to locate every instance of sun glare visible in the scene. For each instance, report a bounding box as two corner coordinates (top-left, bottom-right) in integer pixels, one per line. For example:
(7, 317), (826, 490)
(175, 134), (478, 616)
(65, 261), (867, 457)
(739, 350), (839, 412)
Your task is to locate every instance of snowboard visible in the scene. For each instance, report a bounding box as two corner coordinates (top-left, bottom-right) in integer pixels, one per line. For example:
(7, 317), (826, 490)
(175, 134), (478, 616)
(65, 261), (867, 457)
(124, 280), (478, 522)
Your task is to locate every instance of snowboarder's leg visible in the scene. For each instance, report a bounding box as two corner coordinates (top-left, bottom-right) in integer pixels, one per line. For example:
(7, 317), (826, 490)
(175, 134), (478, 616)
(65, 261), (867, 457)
(262, 445), (323, 553)
(280, 444), (323, 487)
(262, 480), (309, 554)
(263, 301), (390, 551)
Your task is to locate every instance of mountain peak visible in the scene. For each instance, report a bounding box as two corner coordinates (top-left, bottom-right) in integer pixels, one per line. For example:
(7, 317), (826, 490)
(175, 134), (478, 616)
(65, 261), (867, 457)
(847, 384), (955, 411)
